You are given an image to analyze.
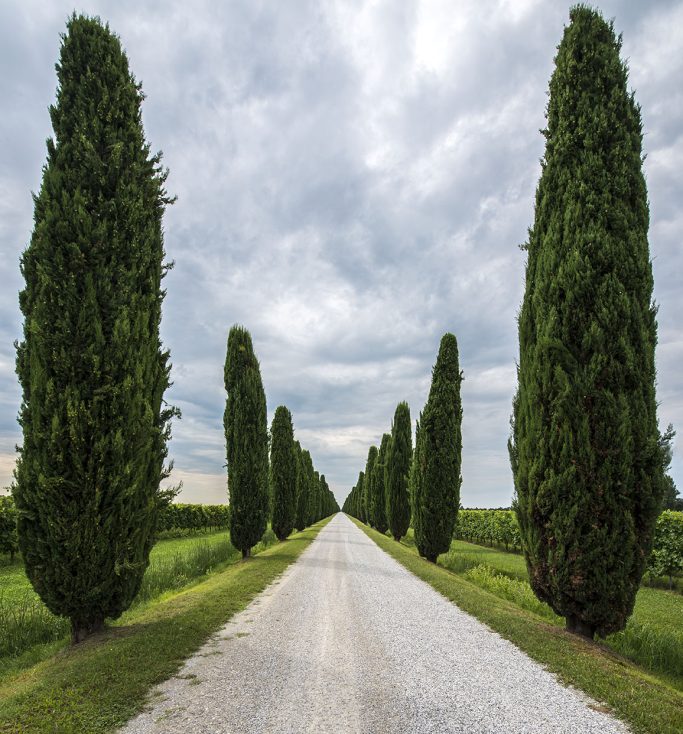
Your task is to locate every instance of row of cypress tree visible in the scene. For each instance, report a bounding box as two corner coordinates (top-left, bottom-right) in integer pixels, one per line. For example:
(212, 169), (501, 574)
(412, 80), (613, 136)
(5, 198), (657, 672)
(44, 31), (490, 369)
(343, 333), (463, 563)
(346, 6), (672, 644)
(13, 14), (337, 643)
(224, 326), (338, 558)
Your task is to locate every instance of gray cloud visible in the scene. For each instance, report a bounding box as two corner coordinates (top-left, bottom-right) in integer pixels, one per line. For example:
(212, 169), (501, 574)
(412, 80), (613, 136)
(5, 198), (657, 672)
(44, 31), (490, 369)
(0, 0), (681, 506)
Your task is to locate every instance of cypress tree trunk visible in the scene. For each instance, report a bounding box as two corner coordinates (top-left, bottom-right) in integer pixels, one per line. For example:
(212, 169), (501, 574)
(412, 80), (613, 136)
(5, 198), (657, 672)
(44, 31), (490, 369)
(14, 14), (175, 641)
(270, 406), (297, 541)
(224, 326), (269, 557)
(413, 334), (463, 563)
(510, 6), (666, 639)
(364, 446), (378, 527)
(386, 402), (412, 541)
(371, 433), (391, 534)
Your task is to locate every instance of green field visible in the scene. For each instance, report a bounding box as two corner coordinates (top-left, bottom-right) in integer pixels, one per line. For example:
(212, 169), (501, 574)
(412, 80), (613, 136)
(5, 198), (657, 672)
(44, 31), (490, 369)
(0, 527), (276, 675)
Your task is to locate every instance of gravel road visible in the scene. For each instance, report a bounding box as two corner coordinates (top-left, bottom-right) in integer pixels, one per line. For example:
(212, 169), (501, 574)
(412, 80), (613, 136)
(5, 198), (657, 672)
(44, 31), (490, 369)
(121, 513), (630, 734)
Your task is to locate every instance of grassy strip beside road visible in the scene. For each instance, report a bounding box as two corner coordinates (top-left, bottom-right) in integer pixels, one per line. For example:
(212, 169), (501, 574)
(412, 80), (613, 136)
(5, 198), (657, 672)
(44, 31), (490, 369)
(354, 518), (683, 734)
(0, 519), (329, 734)
(0, 528), (276, 668)
(402, 533), (683, 684)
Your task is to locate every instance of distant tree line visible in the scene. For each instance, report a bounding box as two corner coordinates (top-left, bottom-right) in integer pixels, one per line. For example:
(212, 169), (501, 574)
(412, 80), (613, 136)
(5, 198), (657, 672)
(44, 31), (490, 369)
(343, 332), (463, 564)
(224, 324), (339, 559)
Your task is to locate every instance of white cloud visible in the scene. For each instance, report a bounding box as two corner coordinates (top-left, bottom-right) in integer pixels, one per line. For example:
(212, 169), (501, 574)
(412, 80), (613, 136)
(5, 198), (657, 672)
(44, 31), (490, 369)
(0, 0), (681, 509)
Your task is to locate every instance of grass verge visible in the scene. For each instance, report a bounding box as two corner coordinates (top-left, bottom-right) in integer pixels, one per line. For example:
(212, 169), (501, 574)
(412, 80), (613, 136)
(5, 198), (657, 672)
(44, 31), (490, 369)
(0, 519), (329, 733)
(353, 518), (683, 734)
(437, 536), (683, 683)
(0, 528), (277, 665)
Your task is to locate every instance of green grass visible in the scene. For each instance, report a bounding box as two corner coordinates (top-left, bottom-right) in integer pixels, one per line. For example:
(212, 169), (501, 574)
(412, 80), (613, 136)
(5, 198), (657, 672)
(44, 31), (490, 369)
(0, 519), (330, 733)
(0, 527), (277, 666)
(441, 538), (528, 580)
(355, 519), (683, 734)
(434, 535), (683, 683)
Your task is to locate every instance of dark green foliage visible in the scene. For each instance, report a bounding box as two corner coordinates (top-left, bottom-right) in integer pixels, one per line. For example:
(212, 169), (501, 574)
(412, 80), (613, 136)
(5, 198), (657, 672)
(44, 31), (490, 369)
(294, 447), (315, 530)
(364, 446), (378, 527)
(157, 503), (230, 534)
(310, 470), (320, 526)
(294, 442), (307, 531)
(412, 334), (463, 562)
(662, 476), (682, 512)
(318, 474), (338, 519)
(301, 451), (315, 526)
(356, 471), (366, 523)
(510, 6), (665, 639)
(410, 414), (425, 542)
(660, 426), (681, 511)
(371, 434), (391, 534)
(386, 402), (412, 541)
(0, 496), (18, 561)
(270, 406), (297, 540)
(224, 326), (269, 558)
(14, 15), (175, 643)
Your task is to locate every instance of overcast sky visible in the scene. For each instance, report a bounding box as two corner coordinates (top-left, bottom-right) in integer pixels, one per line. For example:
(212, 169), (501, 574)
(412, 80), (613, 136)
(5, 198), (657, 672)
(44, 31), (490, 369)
(0, 0), (681, 507)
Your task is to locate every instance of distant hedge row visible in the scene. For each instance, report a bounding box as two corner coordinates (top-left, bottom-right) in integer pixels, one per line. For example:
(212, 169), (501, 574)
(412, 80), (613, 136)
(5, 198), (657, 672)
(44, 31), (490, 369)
(157, 503), (230, 533)
(0, 497), (230, 559)
(455, 508), (683, 585)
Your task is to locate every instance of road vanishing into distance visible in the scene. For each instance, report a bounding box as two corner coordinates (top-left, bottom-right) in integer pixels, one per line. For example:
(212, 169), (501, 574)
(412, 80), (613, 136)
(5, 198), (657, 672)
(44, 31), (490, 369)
(122, 514), (629, 734)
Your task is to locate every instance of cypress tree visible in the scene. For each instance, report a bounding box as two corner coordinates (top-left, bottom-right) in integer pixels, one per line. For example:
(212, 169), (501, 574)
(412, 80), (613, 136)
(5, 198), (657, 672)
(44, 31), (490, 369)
(294, 442), (308, 531)
(364, 446), (378, 527)
(14, 15), (175, 643)
(305, 453), (316, 525)
(371, 433), (391, 534)
(270, 406), (297, 540)
(510, 6), (666, 639)
(412, 334), (463, 562)
(410, 414), (425, 545)
(310, 469), (320, 525)
(386, 402), (412, 541)
(356, 471), (365, 522)
(224, 326), (269, 558)
(319, 474), (331, 519)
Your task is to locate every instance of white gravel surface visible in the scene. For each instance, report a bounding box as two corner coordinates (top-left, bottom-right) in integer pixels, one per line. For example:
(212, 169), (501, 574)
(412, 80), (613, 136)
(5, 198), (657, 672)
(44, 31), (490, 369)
(121, 513), (630, 734)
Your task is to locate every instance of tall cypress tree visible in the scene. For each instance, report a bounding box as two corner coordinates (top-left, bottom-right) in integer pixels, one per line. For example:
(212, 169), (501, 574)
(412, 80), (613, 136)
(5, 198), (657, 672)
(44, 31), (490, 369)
(294, 442), (308, 531)
(386, 402), (412, 541)
(224, 326), (268, 558)
(371, 433), (391, 534)
(413, 334), (463, 562)
(305, 452), (316, 526)
(510, 6), (665, 638)
(319, 474), (331, 519)
(14, 15), (175, 643)
(310, 469), (320, 525)
(270, 406), (297, 540)
(356, 471), (365, 522)
(363, 446), (378, 527)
